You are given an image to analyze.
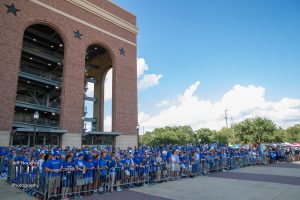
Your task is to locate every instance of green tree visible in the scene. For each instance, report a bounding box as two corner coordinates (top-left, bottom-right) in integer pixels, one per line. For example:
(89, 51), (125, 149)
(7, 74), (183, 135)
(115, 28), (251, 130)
(141, 126), (193, 146)
(273, 127), (285, 143)
(285, 124), (300, 142)
(233, 117), (277, 144)
(213, 128), (232, 145)
(193, 128), (213, 144)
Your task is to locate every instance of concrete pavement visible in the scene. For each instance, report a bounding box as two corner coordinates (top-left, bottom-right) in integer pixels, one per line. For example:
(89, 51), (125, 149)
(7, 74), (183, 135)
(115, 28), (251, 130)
(0, 180), (33, 200)
(133, 161), (300, 200)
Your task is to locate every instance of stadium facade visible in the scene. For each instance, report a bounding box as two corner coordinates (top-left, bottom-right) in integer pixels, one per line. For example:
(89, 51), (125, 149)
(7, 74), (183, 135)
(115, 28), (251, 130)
(0, 0), (138, 148)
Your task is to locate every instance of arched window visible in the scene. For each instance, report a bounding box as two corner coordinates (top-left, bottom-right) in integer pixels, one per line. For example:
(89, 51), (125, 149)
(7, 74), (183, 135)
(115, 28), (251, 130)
(83, 44), (113, 146)
(13, 24), (64, 147)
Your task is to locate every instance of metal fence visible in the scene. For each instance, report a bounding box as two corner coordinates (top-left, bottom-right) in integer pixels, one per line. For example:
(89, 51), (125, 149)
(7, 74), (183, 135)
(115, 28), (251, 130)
(1, 153), (299, 200)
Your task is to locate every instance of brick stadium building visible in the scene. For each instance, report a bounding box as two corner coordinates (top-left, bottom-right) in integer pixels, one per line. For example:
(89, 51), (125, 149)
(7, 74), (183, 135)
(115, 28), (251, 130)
(0, 0), (138, 148)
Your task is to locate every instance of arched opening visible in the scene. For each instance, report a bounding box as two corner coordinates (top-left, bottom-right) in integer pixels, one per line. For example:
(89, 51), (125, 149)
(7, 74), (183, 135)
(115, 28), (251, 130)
(12, 24), (65, 147)
(82, 44), (114, 147)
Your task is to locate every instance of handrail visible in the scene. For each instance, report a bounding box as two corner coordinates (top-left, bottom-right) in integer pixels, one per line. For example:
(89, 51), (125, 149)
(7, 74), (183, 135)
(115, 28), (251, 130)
(16, 94), (59, 108)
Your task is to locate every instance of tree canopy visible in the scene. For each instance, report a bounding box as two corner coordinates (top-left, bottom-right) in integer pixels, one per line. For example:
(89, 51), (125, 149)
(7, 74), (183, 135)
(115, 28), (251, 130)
(140, 117), (300, 146)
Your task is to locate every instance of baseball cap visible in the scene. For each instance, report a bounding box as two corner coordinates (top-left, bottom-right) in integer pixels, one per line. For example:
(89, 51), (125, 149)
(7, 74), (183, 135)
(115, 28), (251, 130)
(53, 152), (60, 156)
(87, 155), (93, 160)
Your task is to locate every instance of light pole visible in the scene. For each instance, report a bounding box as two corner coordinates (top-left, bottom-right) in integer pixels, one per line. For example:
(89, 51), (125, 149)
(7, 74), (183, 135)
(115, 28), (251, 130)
(225, 109), (229, 129)
(33, 111), (39, 148)
(136, 124), (140, 148)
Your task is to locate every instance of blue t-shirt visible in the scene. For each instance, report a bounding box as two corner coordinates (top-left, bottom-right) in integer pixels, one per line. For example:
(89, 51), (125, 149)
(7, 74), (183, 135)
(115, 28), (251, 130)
(41, 161), (47, 176)
(85, 161), (94, 177)
(109, 159), (117, 172)
(199, 152), (205, 159)
(93, 159), (99, 168)
(74, 160), (85, 175)
(134, 156), (142, 165)
(63, 161), (74, 169)
(99, 158), (107, 176)
(45, 159), (62, 177)
(116, 161), (123, 172)
(63, 161), (74, 176)
(1, 149), (9, 156)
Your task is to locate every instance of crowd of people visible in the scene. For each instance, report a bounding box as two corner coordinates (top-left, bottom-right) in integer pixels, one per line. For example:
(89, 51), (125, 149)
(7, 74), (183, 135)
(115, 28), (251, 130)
(0, 144), (299, 200)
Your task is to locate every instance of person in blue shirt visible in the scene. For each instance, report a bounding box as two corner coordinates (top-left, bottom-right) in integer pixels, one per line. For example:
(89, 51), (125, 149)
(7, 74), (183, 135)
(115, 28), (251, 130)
(28, 155), (39, 185)
(209, 151), (216, 173)
(122, 154), (134, 188)
(98, 151), (108, 193)
(109, 153), (117, 192)
(74, 153), (85, 199)
(154, 153), (164, 182)
(134, 153), (143, 183)
(92, 154), (100, 194)
(61, 154), (74, 200)
(149, 155), (157, 183)
(115, 156), (123, 192)
(45, 152), (62, 198)
(189, 153), (197, 176)
(212, 151), (220, 172)
(84, 155), (94, 195)
(38, 153), (49, 197)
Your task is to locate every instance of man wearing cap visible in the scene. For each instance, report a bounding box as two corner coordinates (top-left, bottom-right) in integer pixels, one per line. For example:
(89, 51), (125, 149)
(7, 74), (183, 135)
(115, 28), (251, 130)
(98, 151), (109, 193)
(84, 155), (94, 195)
(74, 153), (85, 199)
(45, 152), (62, 198)
(128, 154), (136, 187)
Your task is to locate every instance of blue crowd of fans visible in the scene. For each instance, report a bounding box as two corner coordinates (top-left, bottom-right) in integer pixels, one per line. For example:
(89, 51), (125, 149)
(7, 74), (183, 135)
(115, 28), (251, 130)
(0, 144), (299, 200)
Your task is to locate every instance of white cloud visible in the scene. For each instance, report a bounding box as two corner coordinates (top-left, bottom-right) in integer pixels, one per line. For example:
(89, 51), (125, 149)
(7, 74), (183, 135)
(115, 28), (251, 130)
(137, 57), (149, 78)
(139, 82), (300, 131)
(104, 116), (112, 132)
(84, 69), (112, 101)
(85, 82), (94, 98)
(137, 57), (162, 91)
(138, 112), (151, 124)
(84, 122), (91, 132)
(138, 74), (163, 90)
(155, 100), (172, 108)
(104, 69), (112, 101)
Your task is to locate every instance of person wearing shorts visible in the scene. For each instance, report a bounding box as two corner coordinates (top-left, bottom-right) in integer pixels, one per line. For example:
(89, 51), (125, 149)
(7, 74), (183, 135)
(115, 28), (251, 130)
(109, 153), (117, 192)
(74, 153), (85, 199)
(98, 151), (109, 193)
(115, 156), (123, 192)
(84, 155), (94, 195)
(61, 155), (74, 200)
(92, 154), (100, 194)
(45, 152), (62, 198)
(171, 150), (180, 178)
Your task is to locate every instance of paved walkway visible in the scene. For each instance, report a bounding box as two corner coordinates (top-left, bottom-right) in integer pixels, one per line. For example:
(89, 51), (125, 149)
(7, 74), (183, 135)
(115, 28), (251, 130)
(1, 161), (300, 200)
(133, 161), (300, 200)
(0, 180), (32, 200)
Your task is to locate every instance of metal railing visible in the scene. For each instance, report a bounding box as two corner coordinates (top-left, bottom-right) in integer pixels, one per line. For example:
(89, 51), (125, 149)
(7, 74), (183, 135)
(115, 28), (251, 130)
(20, 68), (61, 83)
(16, 94), (60, 108)
(13, 115), (59, 128)
(2, 154), (299, 200)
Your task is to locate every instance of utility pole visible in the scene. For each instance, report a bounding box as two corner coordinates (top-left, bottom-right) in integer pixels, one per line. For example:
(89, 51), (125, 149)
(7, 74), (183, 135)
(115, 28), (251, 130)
(225, 109), (229, 129)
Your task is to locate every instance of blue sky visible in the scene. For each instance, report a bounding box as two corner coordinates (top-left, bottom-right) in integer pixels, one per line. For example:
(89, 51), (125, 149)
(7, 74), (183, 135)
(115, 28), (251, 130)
(101, 0), (300, 131)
